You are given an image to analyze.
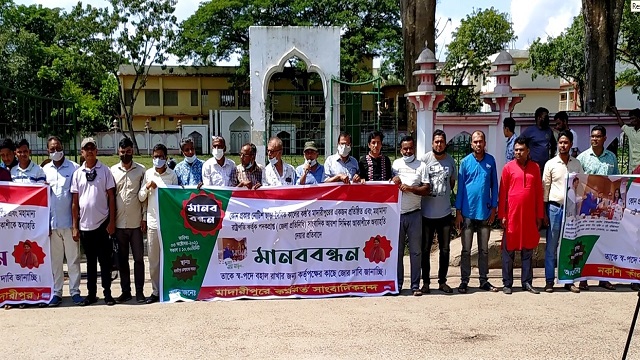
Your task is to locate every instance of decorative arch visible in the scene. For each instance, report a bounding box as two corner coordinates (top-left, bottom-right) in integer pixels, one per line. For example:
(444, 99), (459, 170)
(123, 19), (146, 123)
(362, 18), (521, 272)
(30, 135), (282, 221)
(262, 47), (327, 102)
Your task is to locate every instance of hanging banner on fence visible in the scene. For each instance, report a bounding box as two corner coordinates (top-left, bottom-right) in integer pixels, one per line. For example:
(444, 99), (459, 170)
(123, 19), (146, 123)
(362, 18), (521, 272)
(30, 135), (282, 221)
(0, 183), (52, 306)
(558, 174), (640, 283)
(158, 183), (401, 301)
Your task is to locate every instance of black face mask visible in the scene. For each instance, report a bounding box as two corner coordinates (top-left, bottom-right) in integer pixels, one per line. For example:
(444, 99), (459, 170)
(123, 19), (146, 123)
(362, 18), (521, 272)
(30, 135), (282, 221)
(432, 147), (447, 156)
(120, 154), (133, 164)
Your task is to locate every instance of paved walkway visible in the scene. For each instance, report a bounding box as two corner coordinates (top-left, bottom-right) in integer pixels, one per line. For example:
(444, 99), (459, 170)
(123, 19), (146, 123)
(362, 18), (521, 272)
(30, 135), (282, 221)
(2, 258), (640, 360)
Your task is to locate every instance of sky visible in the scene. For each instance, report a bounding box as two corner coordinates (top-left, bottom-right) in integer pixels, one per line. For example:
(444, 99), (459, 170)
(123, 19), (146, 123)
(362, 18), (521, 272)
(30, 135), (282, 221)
(15, 0), (582, 66)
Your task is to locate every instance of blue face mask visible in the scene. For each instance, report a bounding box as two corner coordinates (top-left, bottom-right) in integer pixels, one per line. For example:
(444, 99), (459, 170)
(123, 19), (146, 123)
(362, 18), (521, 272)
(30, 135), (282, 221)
(153, 158), (166, 169)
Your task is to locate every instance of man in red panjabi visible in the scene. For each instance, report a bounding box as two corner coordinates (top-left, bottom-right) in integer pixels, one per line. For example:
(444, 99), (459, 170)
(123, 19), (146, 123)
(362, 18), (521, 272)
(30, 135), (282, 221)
(498, 136), (544, 295)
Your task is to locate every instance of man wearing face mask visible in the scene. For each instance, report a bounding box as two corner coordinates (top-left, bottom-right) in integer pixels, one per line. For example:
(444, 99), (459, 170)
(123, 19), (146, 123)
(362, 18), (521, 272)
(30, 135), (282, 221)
(358, 131), (392, 182)
(521, 107), (556, 178)
(420, 130), (457, 294)
(174, 137), (203, 186)
(391, 135), (430, 296)
(296, 141), (325, 185)
(263, 137), (296, 186)
(43, 136), (83, 307)
(202, 136), (235, 187)
(324, 132), (360, 184)
(138, 143), (178, 304)
(230, 143), (263, 189)
(110, 137), (147, 303)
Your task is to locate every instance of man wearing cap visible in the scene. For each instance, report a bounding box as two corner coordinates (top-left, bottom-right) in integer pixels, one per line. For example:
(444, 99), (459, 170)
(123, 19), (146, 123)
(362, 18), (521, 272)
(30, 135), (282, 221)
(296, 141), (325, 185)
(324, 132), (360, 184)
(43, 136), (83, 306)
(202, 136), (235, 187)
(71, 137), (117, 306)
(10, 139), (46, 184)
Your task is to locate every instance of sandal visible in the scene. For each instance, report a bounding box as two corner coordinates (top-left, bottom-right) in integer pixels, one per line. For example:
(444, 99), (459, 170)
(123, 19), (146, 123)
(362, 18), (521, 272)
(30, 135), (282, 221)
(480, 282), (499, 292)
(458, 283), (468, 294)
(412, 289), (422, 297)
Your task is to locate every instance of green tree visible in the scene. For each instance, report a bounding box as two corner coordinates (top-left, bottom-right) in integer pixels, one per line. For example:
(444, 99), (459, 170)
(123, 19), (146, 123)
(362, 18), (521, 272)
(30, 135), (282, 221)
(172, 0), (401, 86)
(520, 15), (585, 110)
(440, 7), (516, 112)
(616, 3), (640, 102)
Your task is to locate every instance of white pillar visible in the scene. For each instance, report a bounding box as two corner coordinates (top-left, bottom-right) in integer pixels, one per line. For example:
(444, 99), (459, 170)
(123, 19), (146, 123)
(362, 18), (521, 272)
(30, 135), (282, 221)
(415, 109), (432, 156)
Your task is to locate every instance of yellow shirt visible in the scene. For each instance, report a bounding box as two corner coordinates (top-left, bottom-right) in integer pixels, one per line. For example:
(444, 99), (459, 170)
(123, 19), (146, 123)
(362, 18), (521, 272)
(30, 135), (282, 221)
(111, 162), (147, 229)
(543, 155), (584, 203)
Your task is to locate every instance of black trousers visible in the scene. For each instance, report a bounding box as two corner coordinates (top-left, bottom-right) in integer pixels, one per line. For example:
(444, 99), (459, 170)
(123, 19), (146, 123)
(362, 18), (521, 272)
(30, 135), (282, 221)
(422, 215), (452, 285)
(80, 219), (112, 298)
(116, 228), (145, 295)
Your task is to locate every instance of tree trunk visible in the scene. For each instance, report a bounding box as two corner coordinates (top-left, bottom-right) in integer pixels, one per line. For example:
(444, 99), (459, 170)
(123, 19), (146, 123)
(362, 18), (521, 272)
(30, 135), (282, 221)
(582, 0), (623, 112)
(401, 0), (436, 135)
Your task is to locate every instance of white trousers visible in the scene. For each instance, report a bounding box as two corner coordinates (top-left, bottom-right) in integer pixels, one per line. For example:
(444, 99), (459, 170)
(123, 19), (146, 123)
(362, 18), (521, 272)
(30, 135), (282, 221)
(50, 228), (81, 297)
(148, 227), (160, 296)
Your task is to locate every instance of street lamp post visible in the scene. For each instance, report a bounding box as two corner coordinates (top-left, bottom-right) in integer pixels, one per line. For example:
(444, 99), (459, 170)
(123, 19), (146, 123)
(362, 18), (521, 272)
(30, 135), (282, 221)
(112, 119), (119, 155)
(145, 118), (151, 156)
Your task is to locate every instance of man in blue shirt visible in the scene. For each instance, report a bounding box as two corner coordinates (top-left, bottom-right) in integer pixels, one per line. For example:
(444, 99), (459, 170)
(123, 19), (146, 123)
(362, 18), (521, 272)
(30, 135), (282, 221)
(503, 117), (517, 162)
(296, 141), (325, 184)
(173, 137), (203, 186)
(522, 107), (556, 177)
(454, 130), (499, 294)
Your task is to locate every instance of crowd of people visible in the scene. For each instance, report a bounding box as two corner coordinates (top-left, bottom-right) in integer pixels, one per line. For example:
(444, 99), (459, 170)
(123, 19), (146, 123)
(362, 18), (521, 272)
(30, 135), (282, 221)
(0, 105), (639, 307)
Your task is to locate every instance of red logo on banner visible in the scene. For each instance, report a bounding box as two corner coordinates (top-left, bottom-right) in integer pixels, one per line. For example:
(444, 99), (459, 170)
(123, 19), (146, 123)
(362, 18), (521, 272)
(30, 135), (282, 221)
(181, 192), (225, 236)
(363, 235), (392, 263)
(12, 240), (45, 269)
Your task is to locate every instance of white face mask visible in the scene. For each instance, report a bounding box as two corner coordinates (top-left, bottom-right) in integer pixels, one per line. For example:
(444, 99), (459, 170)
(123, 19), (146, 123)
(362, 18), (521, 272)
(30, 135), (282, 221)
(402, 155), (415, 163)
(153, 158), (166, 169)
(337, 144), (351, 157)
(244, 161), (254, 170)
(307, 159), (317, 167)
(185, 154), (197, 163)
(49, 151), (64, 162)
(268, 157), (278, 166)
(212, 148), (224, 160)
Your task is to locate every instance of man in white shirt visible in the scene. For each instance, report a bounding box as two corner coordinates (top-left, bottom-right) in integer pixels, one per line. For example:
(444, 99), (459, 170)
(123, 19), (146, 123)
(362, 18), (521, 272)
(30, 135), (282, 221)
(11, 139), (46, 183)
(70, 137), (117, 306)
(391, 135), (430, 296)
(263, 137), (296, 186)
(110, 137), (147, 303)
(138, 143), (179, 304)
(43, 136), (83, 307)
(202, 136), (235, 187)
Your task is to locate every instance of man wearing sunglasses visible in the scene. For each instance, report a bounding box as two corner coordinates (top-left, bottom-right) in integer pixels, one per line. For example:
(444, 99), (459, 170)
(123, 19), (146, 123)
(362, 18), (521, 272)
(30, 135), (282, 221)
(70, 137), (117, 306)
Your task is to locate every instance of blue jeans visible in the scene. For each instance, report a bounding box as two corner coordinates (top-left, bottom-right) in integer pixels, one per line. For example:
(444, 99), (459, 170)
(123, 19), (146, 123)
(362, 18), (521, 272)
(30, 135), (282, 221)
(545, 203), (563, 284)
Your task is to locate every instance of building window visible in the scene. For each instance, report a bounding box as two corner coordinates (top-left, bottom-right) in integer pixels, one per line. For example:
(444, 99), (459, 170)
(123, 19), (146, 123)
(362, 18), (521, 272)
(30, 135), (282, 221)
(123, 90), (133, 106)
(220, 90), (235, 107)
(169, 117), (174, 122)
(191, 90), (199, 106)
(202, 90), (209, 106)
(560, 93), (568, 101)
(164, 90), (178, 106)
(151, 117), (156, 122)
(239, 90), (250, 107)
(145, 90), (160, 106)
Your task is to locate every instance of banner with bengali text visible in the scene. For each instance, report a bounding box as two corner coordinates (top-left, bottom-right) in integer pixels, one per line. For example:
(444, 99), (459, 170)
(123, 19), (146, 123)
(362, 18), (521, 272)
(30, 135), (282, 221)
(558, 174), (640, 283)
(158, 183), (401, 301)
(0, 183), (52, 306)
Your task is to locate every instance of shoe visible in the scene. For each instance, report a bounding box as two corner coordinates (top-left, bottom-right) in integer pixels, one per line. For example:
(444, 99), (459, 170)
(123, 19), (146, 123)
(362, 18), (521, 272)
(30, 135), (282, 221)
(71, 294), (84, 305)
(116, 293), (132, 303)
(564, 284), (580, 293)
(458, 283), (468, 294)
(632, 283), (640, 291)
(544, 283), (554, 293)
(412, 289), (422, 296)
(439, 283), (453, 294)
(136, 293), (146, 303)
(579, 281), (589, 291)
(598, 281), (616, 290)
(48, 295), (63, 307)
(420, 285), (430, 294)
(480, 282), (498, 292)
(104, 296), (116, 306)
(503, 287), (512, 295)
(80, 296), (98, 306)
(145, 294), (159, 304)
(523, 283), (540, 294)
